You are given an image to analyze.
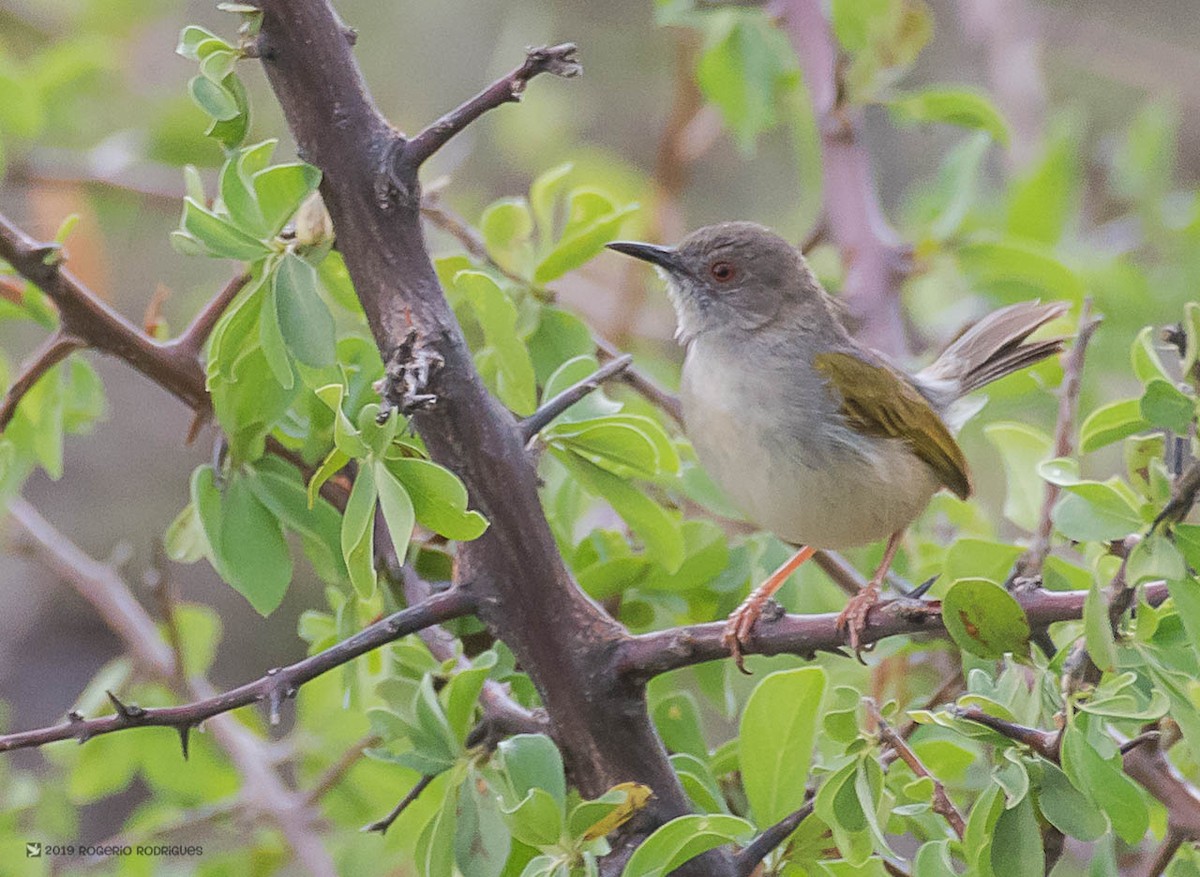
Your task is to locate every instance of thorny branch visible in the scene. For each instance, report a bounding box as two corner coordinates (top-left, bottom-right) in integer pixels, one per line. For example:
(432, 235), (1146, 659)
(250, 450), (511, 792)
(0, 585), (476, 754)
(4, 497), (339, 877)
(733, 800), (814, 877)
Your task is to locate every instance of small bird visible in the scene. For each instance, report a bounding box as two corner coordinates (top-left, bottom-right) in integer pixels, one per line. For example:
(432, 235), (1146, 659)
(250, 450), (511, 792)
(608, 222), (1067, 670)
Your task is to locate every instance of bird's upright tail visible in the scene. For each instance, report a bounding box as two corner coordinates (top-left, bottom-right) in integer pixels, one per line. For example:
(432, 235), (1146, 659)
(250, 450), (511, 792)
(920, 300), (1070, 396)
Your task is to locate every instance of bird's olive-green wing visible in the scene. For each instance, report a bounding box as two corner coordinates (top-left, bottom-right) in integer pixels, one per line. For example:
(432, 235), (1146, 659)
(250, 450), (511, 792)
(813, 351), (972, 499)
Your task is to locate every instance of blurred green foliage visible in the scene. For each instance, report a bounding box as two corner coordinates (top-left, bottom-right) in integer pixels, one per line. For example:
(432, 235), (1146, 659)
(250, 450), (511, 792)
(4, 0), (1200, 875)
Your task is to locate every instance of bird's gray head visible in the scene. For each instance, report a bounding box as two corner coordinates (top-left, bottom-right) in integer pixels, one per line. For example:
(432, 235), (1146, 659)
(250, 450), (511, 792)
(607, 222), (827, 345)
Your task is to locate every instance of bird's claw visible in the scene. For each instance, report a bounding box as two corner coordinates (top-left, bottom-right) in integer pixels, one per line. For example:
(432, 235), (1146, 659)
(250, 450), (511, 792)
(836, 583), (881, 661)
(722, 598), (781, 675)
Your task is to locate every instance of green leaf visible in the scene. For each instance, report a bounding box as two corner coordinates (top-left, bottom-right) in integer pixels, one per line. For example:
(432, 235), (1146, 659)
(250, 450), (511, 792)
(455, 271), (537, 415)
(653, 692), (707, 760)
(1140, 379), (1195, 435)
(983, 422), (1051, 531)
(497, 734), (567, 809)
(1051, 482), (1142, 542)
(1035, 760), (1108, 841)
(1083, 578), (1118, 673)
(416, 782), (458, 877)
(1006, 123), (1079, 245)
(246, 460), (346, 583)
(1167, 576), (1200, 658)
(552, 447), (685, 573)
(180, 197), (270, 261)
(258, 272), (295, 389)
(500, 787), (563, 848)
(527, 309), (597, 386)
(1060, 716), (1148, 845)
(958, 238), (1085, 303)
(927, 132), (992, 241)
(529, 162), (573, 243)
(539, 355), (622, 424)
(188, 74), (239, 121)
(274, 252), (336, 368)
(443, 653), (496, 745)
(164, 501), (208, 564)
(315, 382), (370, 458)
(621, 814), (753, 877)
(813, 759), (873, 866)
(1080, 398), (1150, 453)
(1131, 326), (1172, 385)
(990, 794), (1044, 876)
(890, 87), (1009, 143)
(913, 841), (958, 877)
(374, 460), (416, 570)
(254, 162), (321, 236)
(740, 667), (826, 826)
(193, 468), (292, 615)
(694, 11), (796, 153)
(534, 191), (639, 283)
(341, 463), (378, 598)
(545, 418), (663, 478)
(481, 197), (534, 276)
(942, 578), (1031, 659)
(384, 457), (488, 541)
(456, 769), (511, 877)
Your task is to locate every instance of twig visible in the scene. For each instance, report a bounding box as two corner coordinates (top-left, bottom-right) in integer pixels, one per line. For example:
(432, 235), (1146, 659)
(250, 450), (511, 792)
(0, 587), (476, 753)
(952, 706), (1060, 760)
(520, 354), (633, 440)
(733, 800), (813, 877)
(616, 582), (1170, 679)
(304, 734), (381, 806)
(0, 211), (209, 413)
(594, 336), (684, 425)
(168, 271), (252, 357)
(1019, 299), (1099, 577)
(401, 44), (581, 170)
(867, 699), (965, 838)
(1153, 458), (1200, 531)
(771, 0), (911, 356)
(362, 774), (436, 834)
(0, 329), (85, 430)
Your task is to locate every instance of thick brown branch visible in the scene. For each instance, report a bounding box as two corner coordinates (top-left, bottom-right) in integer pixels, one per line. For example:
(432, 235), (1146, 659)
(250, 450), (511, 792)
(867, 699), (965, 838)
(617, 583), (1169, 679)
(254, 7), (731, 871)
(0, 329), (84, 430)
(520, 354), (633, 441)
(772, 0), (911, 356)
(0, 587), (475, 754)
(401, 44), (581, 170)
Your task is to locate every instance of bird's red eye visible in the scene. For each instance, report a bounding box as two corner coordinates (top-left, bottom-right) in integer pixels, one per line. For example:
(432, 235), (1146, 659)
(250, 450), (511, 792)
(710, 261), (735, 282)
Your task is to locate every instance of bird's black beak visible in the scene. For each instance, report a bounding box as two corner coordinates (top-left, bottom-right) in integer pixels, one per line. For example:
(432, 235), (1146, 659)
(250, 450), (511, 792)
(606, 241), (684, 273)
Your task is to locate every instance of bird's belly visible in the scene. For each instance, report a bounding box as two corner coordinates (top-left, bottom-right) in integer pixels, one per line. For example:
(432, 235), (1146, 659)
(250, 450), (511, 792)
(682, 361), (940, 549)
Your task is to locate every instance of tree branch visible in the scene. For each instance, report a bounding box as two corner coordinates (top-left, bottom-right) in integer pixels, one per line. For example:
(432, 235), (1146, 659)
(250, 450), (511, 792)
(5, 497), (340, 876)
(771, 0), (911, 356)
(956, 706), (1200, 840)
(520, 353), (633, 441)
(0, 586), (475, 754)
(0, 211), (209, 412)
(867, 698), (965, 838)
(616, 582), (1170, 679)
(401, 44), (582, 171)
(253, 8), (733, 870)
(167, 271), (251, 358)
(362, 774), (435, 834)
(0, 328), (85, 430)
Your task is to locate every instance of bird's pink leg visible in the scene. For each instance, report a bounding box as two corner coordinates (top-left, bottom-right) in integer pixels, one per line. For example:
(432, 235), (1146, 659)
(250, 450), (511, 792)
(836, 531), (904, 653)
(723, 545), (817, 673)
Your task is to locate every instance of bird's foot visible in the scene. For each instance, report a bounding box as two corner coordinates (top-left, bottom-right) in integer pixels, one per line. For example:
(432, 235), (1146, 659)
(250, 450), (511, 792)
(722, 594), (781, 675)
(836, 581), (881, 658)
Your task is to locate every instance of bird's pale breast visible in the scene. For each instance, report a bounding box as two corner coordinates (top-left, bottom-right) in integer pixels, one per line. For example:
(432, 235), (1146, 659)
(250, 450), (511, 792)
(680, 335), (941, 549)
